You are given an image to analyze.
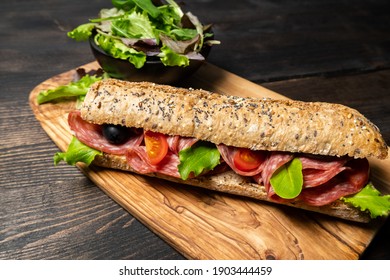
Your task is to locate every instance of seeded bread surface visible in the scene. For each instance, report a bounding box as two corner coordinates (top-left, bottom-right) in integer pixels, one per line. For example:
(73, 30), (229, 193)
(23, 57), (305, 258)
(81, 79), (388, 159)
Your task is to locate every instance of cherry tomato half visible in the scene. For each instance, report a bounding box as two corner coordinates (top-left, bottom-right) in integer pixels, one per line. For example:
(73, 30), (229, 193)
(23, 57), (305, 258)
(144, 131), (168, 165)
(233, 148), (265, 171)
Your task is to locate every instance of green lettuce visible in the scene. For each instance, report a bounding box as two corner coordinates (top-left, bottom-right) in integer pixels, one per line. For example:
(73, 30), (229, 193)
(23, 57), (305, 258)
(110, 11), (156, 39)
(68, 0), (220, 68)
(270, 158), (303, 199)
(95, 33), (146, 69)
(341, 183), (390, 218)
(159, 45), (189, 67)
(37, 74), (103, 105)
(54, 136), (102, 166)
(67, 23), (96, 41)
(178, 142), (220, 180)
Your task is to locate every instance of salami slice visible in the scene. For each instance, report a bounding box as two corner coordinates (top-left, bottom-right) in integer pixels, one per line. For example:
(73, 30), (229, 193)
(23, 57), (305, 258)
(298, 158), (369, 206)
(166, 135), (180, 154)
(126, 147), (181, 178)
(177, 137), (199, 152)
(298, 155), (349, 187)
(262, 152), (294, 196)
(68, 111), (143, 155)
(167, 135), (199, 154)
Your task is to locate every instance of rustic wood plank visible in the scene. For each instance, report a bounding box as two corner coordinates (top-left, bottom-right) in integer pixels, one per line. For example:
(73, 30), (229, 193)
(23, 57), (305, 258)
(186, 0), (390, 82)
(0, 177), (183, 260)
(0, 96), (184, 260)
(27, 61), (390, 259)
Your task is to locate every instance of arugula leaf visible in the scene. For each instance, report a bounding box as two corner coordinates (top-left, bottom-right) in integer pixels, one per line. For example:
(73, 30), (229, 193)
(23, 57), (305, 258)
(270, 158), (303, 199)
(95, 33), (146, 69)
(37, 74), (102, 104)
(54, 136), (102, 166)
(157, 3), (182, 29)
(165, 0), (184, 18)
(133, 0), (161, 18)
(178, 142), (220, 180)
(112, 0), (161, 18)
(341, 184), (390, 218)
(67, 23), (96, 41)
(159, 45), (189, 67)
(112, 0), (136, 11)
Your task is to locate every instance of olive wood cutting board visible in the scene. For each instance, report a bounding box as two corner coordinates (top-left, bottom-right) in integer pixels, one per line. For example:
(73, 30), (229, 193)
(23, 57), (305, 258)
(29, 61), (390, 260)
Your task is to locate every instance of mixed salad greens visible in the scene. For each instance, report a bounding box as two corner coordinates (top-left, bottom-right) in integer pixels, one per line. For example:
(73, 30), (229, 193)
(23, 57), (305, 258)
(68, 0), (219, 68)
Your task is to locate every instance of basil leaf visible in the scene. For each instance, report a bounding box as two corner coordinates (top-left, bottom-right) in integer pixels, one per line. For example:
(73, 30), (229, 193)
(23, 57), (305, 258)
(341, 183), (390, 218)
(270, 158), (303, 199)
(54, 137), (102, 166)
(178, 142), (220, 180)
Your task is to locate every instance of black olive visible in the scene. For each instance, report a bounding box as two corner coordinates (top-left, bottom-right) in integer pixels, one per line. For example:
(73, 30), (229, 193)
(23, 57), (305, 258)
(102, 124), (130, 145)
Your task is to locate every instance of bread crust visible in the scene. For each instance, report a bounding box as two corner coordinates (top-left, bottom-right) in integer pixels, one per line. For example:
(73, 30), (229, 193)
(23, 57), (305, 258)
(93, 153), (371, 223)
(81, 79), (388, 159)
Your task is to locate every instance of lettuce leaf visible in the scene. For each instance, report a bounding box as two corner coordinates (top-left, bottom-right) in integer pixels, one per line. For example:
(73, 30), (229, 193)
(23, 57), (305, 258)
(67, 23), (96, 41)
(37, 74), (102, 104)
(341, 183), (390, 218)
(111, 11), (156, 39)
(54, 136), (102, 166)
(178, 142), (220, 180)
(95, 33), (146, 69)
(270, 158), (303, 199)
(159, 45), (189, 67)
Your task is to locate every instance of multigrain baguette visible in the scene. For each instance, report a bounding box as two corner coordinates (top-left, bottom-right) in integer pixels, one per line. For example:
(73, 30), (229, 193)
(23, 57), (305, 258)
(74, 79), (389, 223)
(81, 79), (388, 160)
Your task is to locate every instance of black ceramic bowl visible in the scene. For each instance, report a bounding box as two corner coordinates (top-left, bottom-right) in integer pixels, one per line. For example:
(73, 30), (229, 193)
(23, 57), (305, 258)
(89, 35), (212, 85)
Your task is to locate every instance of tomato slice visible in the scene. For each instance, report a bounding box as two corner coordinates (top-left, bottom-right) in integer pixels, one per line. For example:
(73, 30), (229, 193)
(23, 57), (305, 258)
(144, 131), (168, 165)
(233, 148), (265, 171)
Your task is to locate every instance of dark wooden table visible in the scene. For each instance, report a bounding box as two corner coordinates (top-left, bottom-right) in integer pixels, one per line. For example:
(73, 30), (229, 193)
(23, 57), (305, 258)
(1, 0), (389, 259)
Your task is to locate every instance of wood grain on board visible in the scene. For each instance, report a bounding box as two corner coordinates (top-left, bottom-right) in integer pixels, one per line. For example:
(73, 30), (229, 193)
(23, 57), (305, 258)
(29, 61), (390, 260)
